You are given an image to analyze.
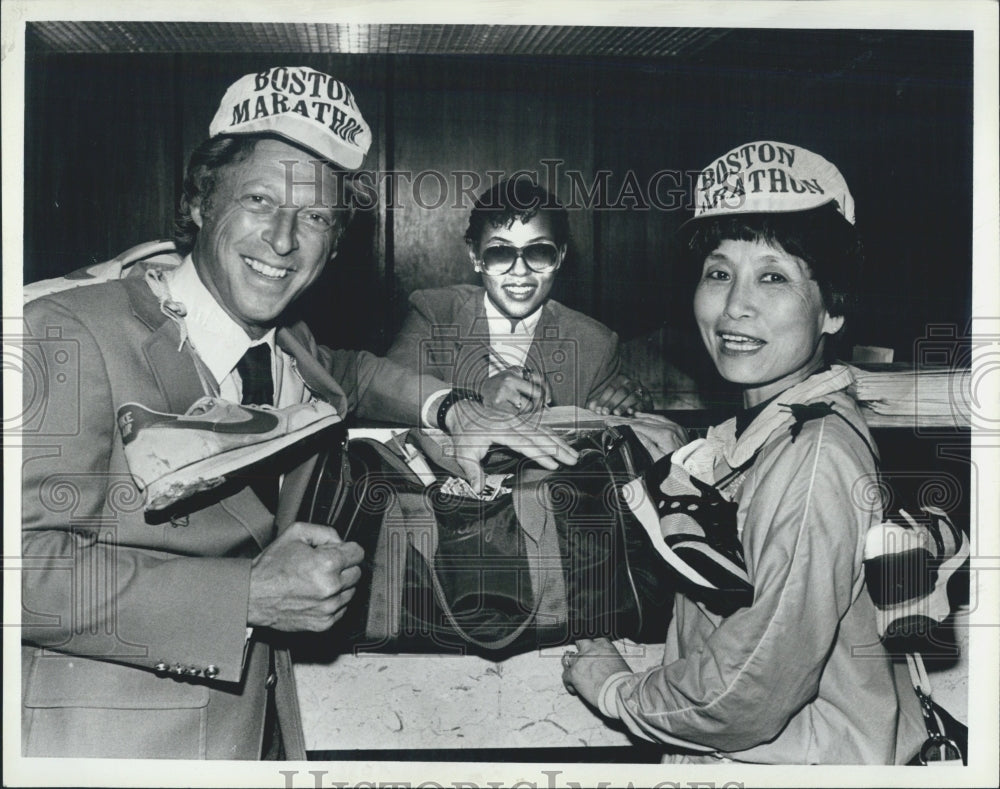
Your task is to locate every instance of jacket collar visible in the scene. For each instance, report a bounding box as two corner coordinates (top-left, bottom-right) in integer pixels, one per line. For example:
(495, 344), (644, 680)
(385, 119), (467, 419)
(467, 287), (554, 339)
(124, 271), (211, 413)
(276, 323), (350, 414)
(704, 364), (857, 470)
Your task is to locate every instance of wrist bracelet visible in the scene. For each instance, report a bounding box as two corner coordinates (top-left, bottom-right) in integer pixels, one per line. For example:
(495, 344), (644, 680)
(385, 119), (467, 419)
(436, 388), (482, 432)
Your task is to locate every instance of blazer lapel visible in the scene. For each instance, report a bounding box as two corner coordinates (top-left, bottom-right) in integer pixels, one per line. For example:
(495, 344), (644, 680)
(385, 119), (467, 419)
(124, 273), (274, 548)
(276, 325), (350, 414)
(527, 304), (576, 405)
(453, 291), (492, 390)
(465, 291), (492, 338)
(274, 324), (349, 535)
(125, 274), (214, 413)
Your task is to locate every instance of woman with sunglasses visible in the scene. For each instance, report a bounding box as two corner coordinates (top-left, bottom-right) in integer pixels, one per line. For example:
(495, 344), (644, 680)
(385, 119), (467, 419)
(387, 176), (653, 415)
(560, 142), (926, 764)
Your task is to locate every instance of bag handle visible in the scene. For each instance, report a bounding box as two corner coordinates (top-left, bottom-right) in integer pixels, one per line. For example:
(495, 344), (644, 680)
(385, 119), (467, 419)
(906, 652), (966, 764)
(403, 471), (564, 652)
(406, 532), (547, 652)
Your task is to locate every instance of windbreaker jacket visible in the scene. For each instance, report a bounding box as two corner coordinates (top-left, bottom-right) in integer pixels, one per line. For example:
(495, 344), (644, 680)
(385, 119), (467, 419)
(609, 366), (926, 764)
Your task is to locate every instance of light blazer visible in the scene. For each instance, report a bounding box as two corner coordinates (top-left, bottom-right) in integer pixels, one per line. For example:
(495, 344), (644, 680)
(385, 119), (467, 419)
(387, 285), (621, 406)
(20, 267), (447, 759)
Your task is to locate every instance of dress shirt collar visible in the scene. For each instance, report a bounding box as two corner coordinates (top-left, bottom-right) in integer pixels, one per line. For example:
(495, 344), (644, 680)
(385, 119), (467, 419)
(482, 290), (544, 337)
(165, 255), (276, 389)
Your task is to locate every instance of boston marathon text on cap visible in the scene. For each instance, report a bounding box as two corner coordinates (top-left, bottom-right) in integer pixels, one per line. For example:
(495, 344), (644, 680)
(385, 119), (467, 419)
(692, 141), (855, 225)
(209, 66), (372, 170)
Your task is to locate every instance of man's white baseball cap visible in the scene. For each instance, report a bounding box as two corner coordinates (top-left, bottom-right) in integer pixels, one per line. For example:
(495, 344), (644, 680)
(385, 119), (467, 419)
(690, 140), (855, 225)
(209, 66), (372, 170)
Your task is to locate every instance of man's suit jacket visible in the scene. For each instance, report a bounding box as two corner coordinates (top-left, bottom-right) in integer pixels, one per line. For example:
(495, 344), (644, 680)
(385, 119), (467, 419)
(386, 285), (621, 406)
(20, 266), (447, 759)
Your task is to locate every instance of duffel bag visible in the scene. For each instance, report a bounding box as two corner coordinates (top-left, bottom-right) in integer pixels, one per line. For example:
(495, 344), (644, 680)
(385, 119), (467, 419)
(297, 425), (674, 656)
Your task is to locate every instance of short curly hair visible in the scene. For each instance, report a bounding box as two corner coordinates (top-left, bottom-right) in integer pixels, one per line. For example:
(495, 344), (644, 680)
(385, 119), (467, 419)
(464, 177), (569, 250)
(173, 134), (354, 256)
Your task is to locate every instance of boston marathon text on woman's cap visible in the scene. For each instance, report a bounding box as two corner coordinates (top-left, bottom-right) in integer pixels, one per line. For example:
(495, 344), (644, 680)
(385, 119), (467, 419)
(692, 141), (855, 225)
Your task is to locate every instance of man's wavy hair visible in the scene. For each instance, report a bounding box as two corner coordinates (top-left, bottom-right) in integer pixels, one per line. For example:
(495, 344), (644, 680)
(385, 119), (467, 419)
(464, 176), (570, 250)
(174, 134), (354, 256)
(684, 202), (864, 360)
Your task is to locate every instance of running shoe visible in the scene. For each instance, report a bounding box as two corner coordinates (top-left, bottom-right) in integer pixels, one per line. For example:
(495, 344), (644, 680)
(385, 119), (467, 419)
(117, 396), (341, 511)
(623, 453), (752, 616)
(863, 506), (970, 653)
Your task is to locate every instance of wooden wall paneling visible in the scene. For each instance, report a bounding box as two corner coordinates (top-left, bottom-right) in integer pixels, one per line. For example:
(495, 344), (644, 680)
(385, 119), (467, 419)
(591, 61), (716, 405)
(23, 53), (177, 281)
(591, 62), (689, 343)
(388, 55), (597, 332)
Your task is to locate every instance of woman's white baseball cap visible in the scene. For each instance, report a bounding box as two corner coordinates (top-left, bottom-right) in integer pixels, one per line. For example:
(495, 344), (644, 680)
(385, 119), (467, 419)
(209, 66), (372, 170)
(690, 140), (855, 225)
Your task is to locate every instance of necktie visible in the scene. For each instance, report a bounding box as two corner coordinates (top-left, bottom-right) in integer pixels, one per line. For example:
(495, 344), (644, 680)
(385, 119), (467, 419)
(236, 344), (278, 511)
(237, 343), (274, 406)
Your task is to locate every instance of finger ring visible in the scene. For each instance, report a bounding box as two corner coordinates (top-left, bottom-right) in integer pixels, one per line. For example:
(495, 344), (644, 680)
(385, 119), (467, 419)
(562, 649), (577, 666)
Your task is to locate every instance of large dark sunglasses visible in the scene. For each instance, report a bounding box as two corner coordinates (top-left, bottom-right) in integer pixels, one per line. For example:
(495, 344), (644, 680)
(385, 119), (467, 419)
(478, 242), (561, 275)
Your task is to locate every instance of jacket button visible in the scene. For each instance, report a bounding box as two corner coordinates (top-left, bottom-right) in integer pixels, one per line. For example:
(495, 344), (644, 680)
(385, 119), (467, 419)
(265, 672), (277, 689)
(186, 667), (202, 676)
(154, 662), (169, 673)
(204, 665), (220, 678)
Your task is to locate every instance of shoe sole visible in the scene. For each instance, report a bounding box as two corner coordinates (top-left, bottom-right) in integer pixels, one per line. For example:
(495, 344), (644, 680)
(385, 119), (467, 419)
(142, 414), (342, 510)
(625, 478), (715, 589)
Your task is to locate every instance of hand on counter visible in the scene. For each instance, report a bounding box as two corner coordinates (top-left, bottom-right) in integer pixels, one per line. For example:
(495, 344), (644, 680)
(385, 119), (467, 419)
(588, 374), (654, 416)
(479, 367), (552, 414)
(561, 637), (632, 711)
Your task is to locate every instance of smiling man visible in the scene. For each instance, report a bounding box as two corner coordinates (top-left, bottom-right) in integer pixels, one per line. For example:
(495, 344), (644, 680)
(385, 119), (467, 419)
(388, 177), (653, 416)
(20, 67), (576, 761)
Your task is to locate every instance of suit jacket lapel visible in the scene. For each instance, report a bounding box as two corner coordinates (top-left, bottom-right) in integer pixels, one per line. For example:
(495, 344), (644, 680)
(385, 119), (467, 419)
(276, 324), (350, 414)
(466, 290), (491, 338)
(124, 273), (276, 548)
(453, 290), (492, 390)
(528, 303), (575, 406)
(273, 324), (350, 535)
(125, 274), (214, 413)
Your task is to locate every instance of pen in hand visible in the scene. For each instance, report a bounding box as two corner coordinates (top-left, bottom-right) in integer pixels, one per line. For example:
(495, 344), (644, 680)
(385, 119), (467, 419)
(481, 346), (554, 412)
